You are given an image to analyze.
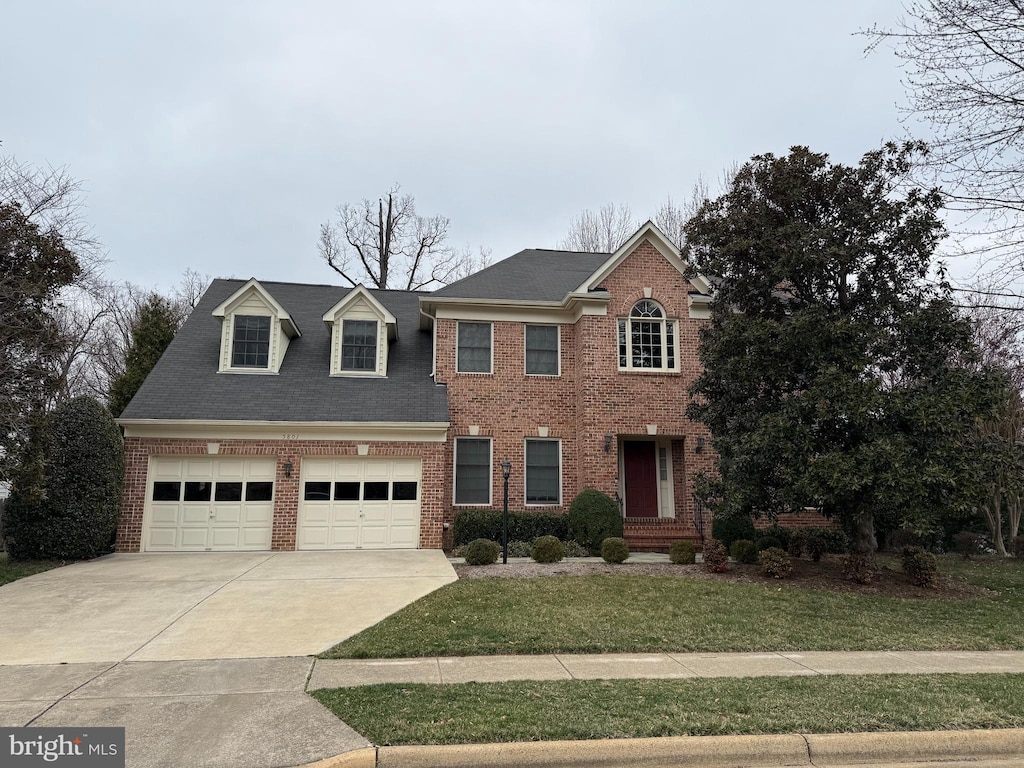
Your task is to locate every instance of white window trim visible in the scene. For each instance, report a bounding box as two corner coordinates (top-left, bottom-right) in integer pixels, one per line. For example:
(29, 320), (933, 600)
(617, 302), (680, 373)
(524, 437), (562, 507)
(524, 324), (561, 377)
(456, 321), (494, 375)
(223, 313), (278, 375)
(335, 317), (384, 378)
(453, 436), (493, 506)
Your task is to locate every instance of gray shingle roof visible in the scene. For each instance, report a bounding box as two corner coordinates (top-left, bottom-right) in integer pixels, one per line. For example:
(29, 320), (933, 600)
(120, 280), (449, 423)
(432, 249), (609, 302)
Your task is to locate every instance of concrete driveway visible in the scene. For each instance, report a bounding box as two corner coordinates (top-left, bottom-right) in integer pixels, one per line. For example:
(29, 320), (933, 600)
(0, 550), (457, 665)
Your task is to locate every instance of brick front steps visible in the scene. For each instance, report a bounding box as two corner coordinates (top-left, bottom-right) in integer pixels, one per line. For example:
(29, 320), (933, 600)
(624, 519), (703, 553)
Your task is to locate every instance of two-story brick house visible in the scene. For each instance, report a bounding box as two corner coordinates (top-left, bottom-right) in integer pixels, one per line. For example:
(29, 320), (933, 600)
(115, 222), (720, 553)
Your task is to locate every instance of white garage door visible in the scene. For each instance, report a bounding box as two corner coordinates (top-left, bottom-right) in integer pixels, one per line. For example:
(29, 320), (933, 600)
(145, 457), (276, 551)
(298, 457), (421, 549)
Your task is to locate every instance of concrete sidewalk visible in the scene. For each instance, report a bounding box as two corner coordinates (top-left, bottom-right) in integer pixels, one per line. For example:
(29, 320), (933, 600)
(5, 651), (1024, 767)
(308, 649), (1024, 688)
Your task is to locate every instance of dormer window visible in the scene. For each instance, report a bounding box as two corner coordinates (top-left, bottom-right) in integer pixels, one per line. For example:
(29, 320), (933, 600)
(341, 319), (378, 371)
(232, 316), (271, 368)
(323, 285), (397, 377)
(212, 279), (300, 375)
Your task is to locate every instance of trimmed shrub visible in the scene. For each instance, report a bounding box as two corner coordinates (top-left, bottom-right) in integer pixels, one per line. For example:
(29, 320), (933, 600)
(843, 553), (875, 584)
(759, 547), (793, 579)
(669, 540), (696, 564)
(759, 523), (792, 552)
(3, 397), (124, 561)
(788, 530), (806, 558)
(798, 532), (847, 561)
(561, 540), (590, 558)
(711, 514), (756, 550)
(755, 536), (782, 552)
(568, 489), (622, 555)
(532, 535), (564, 563)
(702, 538), (729, 573)
(505, 540), (533, 558)
(730, 539), (758, 564)
(902, 546), (939, 588)
(463, 538), (500, 565)
(601, 537), (629, 564)
(453, 509), (568, 547)
(953, 531), (983, 559)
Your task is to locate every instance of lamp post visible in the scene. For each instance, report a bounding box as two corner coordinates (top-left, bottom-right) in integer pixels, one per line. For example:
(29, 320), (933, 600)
(501, 460), (512, 564)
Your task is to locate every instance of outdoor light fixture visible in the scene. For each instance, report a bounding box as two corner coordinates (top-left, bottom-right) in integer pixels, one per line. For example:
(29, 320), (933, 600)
(695, 436), (705, 454)
(604, 432), (613, 453)
(501, 460), (512, 564)
(283, 460), (293, 478)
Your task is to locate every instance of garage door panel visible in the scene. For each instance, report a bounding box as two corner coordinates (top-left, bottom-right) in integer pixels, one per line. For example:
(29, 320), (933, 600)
(150, 505), (179, 524)
(182, 506), (210, 524)
(144, 458), (278, 552)
(297, 457), (421, 550)
(243, 504), (273, 524)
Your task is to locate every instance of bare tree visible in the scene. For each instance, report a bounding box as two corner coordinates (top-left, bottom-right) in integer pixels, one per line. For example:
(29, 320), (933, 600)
(865, 2), (1024, 291)
(560, 203), (638, 253)
(318, 185), (479, 290)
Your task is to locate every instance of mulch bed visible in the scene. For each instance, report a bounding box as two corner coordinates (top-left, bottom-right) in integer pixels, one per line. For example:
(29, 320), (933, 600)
(454, 555), (995, 600)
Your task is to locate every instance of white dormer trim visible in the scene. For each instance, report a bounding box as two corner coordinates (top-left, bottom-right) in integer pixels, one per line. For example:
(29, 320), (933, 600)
(322, 285), (397, 377)
(576, 221), (714, 297)
(211, 278), (300, 374)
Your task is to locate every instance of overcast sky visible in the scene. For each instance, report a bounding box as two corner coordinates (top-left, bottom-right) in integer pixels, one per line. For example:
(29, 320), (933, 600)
(3, 1), (920, 293)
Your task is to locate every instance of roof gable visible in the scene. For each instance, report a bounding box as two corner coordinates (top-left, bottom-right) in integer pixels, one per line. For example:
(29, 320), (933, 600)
(322, 284), (398, 341)
(576, 221), (712, 296)
(211, 277), (301, 337)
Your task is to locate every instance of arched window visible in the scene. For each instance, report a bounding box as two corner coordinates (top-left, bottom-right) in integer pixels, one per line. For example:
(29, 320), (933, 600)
(617, 300), (677, 371)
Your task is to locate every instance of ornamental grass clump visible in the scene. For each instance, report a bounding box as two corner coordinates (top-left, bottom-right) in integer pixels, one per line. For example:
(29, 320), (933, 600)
(702, 539), (729, 573)
(730, 539), (758, 564)
(759, 547), (793, 579)
(601, 537), (629, 564)
(531, 535), (565, 563)
(669, 540), (696, 564)
(463, 538), (500, 566)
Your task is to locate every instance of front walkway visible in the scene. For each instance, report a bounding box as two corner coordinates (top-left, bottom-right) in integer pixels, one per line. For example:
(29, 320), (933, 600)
(308, 649), (1024, 688)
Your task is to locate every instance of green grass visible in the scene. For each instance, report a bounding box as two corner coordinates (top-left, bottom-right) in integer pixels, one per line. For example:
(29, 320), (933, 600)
(323, 556), (1024, 658)
(311, 673), (1024, 745)
(0, 552), (64, 586)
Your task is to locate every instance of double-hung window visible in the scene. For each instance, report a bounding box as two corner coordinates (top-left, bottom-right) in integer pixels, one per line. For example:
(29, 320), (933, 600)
(617, 300), (677, 371)
(232, 315), (271, 368)
(341, 319), (377, 372)
(525, 325), (559, 375)
(455, 437), (491, 504)
(525, 439), (560, 505)
(457, 322), (492, 373)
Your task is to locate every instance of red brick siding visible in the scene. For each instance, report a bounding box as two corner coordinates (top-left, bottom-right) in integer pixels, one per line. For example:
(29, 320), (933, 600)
(117, 437), (446, 552)
(435, 239), (718, 544)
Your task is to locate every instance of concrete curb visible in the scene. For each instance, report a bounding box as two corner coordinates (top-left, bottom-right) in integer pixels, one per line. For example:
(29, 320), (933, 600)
(300, 729), (1024, 768)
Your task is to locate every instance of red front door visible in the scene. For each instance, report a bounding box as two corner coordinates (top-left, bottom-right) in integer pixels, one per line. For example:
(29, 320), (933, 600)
(623, 440), (658, 517)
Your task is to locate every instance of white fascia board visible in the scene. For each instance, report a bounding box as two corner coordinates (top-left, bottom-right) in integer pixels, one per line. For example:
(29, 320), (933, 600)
(420, 294), (609, 323)
(575, 221), (714, 297)
(211, 278), (301, 338)
(119, 419), (450, 442)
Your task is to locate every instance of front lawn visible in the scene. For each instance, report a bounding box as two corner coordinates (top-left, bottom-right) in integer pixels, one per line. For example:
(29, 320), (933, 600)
(311, 673), (1024, 745)
(0, 552), (64, 586)
(323, 556), (1024, 658)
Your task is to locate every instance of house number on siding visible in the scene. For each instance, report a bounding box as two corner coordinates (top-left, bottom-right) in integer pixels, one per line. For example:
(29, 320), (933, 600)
(282, 433), (299, 440)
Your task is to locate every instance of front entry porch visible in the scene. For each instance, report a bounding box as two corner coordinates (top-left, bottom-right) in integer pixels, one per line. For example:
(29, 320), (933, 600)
(616, 435), (705, 552)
